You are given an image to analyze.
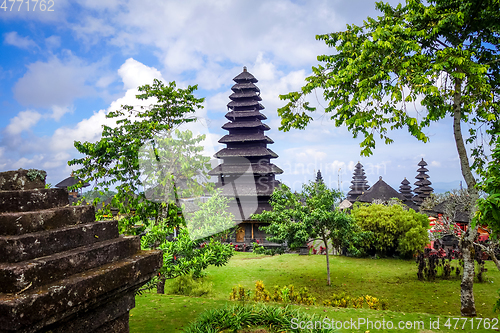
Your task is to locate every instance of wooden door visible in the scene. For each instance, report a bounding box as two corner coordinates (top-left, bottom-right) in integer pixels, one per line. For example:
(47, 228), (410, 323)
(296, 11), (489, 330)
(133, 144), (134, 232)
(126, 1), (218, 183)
(236, 227), (245, 242)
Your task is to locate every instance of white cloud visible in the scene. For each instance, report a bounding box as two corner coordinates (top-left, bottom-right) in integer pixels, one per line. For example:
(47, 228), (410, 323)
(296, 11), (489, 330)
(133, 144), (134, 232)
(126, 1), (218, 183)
(50, 109), (111, 151)
(5, 110), (42, 135)
(118, 58), (164, 90)
(11, 155), (44, 169)
(73, 16), (116, 44)
(50, 105), (74, 121)
(45, 35), (61, 49)
(431, 161), (441, 167)
(13, 55), (96, 108)
(3, 31), (38, 49)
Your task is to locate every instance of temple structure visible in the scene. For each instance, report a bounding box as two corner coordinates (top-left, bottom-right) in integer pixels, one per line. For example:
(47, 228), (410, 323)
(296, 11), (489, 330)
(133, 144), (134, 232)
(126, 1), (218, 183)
(356, 176), (405, 203)
(345, 161), (432, 210)
(316, 170), (324, 184)
(209, 67), (283, 244)
(346, 162), (369, 202)
(413, 158), (434, 205)
(399, 178), (413, 201)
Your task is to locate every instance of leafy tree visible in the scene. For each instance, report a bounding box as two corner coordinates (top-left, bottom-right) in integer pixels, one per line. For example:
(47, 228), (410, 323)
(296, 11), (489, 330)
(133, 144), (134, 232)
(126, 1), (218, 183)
(68, 79), (234, 293)
(350, 203), (429, 258)
(277, 0), (499, 316)
(82, 188), (117, 203)
(184, 189), (236, 242)
(252, 181), (367, 286)
(68, 79), (207, 233)
(475, 134), (500, 271)
(140, 223), (234, 293)
(140, 190), (235, 293)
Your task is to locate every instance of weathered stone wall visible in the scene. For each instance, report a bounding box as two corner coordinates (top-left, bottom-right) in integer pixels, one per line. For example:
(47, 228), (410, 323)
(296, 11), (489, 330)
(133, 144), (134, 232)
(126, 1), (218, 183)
(0, 169), (162, 332)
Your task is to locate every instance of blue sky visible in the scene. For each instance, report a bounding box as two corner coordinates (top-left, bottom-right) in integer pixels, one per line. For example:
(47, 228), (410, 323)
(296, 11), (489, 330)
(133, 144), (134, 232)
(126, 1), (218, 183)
(0, 0), (468, 194)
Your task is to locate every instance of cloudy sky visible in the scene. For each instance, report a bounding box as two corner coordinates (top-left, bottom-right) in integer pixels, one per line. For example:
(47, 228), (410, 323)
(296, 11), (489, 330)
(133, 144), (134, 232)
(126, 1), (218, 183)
(0, 0), (468, 194)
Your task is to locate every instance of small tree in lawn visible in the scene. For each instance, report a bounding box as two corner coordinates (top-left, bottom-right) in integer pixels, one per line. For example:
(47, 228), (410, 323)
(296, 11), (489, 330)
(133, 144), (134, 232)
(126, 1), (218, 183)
(140, 190), (235, 293)
(252, 181), (366, 286)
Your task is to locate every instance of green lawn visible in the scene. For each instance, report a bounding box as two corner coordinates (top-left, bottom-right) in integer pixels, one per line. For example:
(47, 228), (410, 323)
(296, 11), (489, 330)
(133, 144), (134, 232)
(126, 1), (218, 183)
(130, 252), (500, 332)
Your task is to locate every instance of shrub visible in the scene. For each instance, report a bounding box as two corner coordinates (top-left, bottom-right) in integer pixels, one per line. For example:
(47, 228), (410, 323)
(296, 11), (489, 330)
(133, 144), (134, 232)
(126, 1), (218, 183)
(229, 285), (252, 302)
(365, 295), (380, 310)
(167, 274), (213, 297)
(183, 303), (333, 333)
(351, 203), (429, 258)
(352, 296), (364, 308)
(230, 282), (316, 306)
(323, 293), (350, 308)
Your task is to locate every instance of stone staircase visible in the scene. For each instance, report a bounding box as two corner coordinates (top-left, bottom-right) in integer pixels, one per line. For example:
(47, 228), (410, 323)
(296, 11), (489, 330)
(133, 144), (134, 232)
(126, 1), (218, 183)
(0, 169), (162, 332)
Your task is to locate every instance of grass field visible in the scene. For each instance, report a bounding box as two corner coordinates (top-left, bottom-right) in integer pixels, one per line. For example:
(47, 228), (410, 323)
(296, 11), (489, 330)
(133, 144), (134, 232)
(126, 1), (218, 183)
(130, 252), (500, 332)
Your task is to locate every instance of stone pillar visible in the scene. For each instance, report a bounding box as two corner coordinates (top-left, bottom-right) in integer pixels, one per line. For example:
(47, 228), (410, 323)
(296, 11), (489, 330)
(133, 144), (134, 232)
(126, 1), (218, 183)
(0, 169), (162, 332)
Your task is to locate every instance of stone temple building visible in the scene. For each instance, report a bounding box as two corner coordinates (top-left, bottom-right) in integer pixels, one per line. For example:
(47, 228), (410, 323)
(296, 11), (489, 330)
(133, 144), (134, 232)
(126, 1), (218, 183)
(209, 67), (283, 244)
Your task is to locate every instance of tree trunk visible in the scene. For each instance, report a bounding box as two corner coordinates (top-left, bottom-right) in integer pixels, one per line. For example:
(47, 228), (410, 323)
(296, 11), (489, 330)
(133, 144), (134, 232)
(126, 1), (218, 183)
(452, 78), (479, 317)
(157, 275), (166, 294)
(491, 252), (500, 271)
(475, 242), (500, 271)
(323, 235), (331, 286)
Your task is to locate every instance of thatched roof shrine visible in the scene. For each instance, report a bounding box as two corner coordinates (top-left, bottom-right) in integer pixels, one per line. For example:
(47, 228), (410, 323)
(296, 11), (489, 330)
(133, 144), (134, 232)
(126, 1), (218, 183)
(357, 176), (405, 203)
(55, 176), (89, 189)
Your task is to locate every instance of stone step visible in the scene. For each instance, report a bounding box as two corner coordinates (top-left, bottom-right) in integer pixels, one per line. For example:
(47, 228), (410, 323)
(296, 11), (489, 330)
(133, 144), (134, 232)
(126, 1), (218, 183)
(0, 236), (141, 293)
(0, 188), (69, 213)
(43, 293), (134, 333)
(0, 205), (95, 236)
(0, 169), (45, 191)
(0, 250), (162, 331)
(0, 220), (119, 263)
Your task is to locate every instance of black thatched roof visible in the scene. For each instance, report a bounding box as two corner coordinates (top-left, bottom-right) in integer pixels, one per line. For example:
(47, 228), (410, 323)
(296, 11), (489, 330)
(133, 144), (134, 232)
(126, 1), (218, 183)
(229, 91), (262, 100)
(233, 69), (258, 83)
(222, 121), (270, 130)
(214, 147), (278, 159)
(55, 176), (89, 189)
(431, 200), (470, 223)
(225, 110), (267, 120)
(357, 177), (405, 203)
(218, 181), (280, 196)
(208, 163), (283, 176)
(219, 133), (272, 144)
(231, 82), (260, 92)
(227, 100), (265, 109)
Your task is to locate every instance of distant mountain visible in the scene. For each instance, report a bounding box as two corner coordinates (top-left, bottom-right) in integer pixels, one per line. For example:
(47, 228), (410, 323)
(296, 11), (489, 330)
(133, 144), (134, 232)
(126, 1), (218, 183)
(430, 181), (465, 193)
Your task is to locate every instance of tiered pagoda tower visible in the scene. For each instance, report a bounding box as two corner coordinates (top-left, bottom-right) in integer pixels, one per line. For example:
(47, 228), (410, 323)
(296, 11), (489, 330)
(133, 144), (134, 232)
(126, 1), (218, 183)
(316, 170), (324, 184)
(347, 162), (369, 202)
(399, 178), (413, 201)
(209, 67), (283, 244)
(413, 158), (434, 205)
